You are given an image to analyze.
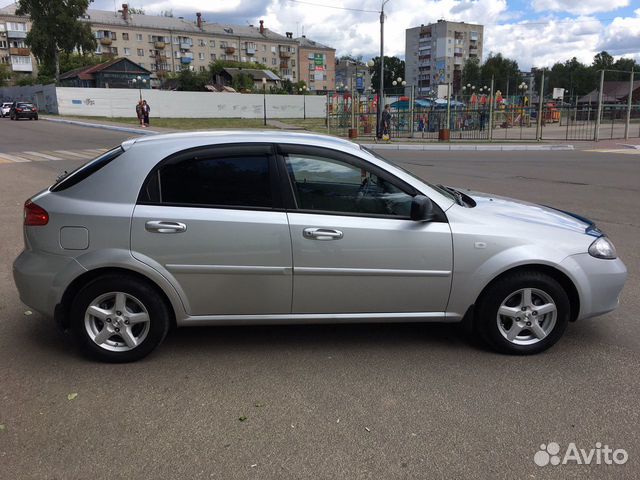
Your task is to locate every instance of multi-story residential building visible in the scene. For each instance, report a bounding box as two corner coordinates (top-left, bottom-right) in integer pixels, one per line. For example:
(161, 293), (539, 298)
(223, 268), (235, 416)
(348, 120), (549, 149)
(296, 36), (335, 92)
(0, 3), (322, 86)
(335, 58), (372, 93)
(405, 19), (483, 96)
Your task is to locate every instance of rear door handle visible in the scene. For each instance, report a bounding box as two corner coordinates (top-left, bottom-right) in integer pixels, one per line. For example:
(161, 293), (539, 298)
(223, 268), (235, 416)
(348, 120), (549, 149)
(145, 220), (187, 234)
(303, 228), (343, 241)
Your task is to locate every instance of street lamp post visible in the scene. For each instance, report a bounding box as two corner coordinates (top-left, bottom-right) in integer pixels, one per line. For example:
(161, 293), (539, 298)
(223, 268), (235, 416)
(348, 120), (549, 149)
(299, 85), (307, 120)
(378, 0), (391, 138)
(262, 77), (267, 126)
(131, 75), (147, 101)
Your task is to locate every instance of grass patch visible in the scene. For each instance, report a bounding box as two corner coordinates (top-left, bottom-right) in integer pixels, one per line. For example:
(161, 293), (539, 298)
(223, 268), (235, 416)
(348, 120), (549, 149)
(61, 116), (275, 130)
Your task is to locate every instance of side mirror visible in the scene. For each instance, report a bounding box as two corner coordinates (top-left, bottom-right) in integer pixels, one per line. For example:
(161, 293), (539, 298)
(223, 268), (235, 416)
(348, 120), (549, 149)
(410, 195), (435, 222)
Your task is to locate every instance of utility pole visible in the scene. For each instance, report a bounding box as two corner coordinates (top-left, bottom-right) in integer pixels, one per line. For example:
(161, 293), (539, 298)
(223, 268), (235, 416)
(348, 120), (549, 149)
(624, 70), (634, 140)
(594, 69), (604, 141)
(536, 69), (545, 141)
(488, 76), (494, 141)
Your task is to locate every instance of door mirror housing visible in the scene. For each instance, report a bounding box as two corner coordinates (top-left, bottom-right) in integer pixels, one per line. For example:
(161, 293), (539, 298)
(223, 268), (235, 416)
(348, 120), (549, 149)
(410, 195), (435, 222)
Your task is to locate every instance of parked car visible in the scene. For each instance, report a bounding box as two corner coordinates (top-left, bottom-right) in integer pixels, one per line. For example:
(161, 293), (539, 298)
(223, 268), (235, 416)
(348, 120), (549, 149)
(1, 102), (12, 117)
(13, 132), (627, 362)
(9, 101), (38, 120)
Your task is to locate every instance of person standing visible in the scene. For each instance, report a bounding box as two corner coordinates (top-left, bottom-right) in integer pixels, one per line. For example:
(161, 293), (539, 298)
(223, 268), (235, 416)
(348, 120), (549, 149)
(381, 104), (392, 141)
(142, 99), (151, 127)
(135, 100), (145, 128)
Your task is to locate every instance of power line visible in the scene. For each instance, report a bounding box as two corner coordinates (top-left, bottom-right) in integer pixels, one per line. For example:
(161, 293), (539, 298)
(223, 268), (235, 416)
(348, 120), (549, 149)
(285, 0), (379, 14)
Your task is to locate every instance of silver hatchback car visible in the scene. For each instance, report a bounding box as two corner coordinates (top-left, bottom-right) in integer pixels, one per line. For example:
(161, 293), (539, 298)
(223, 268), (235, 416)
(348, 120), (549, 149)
(13, 131), (627, 362)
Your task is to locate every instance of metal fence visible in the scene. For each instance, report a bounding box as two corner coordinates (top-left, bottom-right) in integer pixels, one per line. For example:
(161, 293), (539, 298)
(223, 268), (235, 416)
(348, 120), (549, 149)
(325, 69), (640, 142)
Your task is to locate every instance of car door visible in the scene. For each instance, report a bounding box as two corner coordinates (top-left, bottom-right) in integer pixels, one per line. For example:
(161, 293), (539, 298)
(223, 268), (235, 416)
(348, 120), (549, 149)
(278, 145), (453, 314)
(130, 144), (293, 317)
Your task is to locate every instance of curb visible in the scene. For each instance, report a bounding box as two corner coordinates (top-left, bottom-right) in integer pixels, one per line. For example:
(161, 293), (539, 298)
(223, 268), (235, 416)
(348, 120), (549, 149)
(42, 117), (160, 135)
(361, 143), (575, 151)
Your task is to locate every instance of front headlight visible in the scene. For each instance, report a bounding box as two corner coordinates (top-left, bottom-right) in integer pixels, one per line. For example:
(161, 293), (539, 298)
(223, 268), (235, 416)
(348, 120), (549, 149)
(588, 236), (617, 259)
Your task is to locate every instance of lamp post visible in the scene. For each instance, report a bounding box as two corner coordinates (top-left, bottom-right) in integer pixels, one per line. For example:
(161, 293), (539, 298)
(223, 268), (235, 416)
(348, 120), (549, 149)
(131, 75), (146, 101)
(299, 85), (307, 120)
(518, 82), (527, 106)
(378, 0), (391, 138)
(262, 77), (267, 126)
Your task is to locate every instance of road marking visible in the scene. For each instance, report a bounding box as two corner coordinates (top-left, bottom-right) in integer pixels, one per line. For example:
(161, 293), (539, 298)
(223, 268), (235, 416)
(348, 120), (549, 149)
(53, 150), (90, 158)
(22, 151), (63, 161)
(584, 148), (640, 155)
(0, 153), (31, 163)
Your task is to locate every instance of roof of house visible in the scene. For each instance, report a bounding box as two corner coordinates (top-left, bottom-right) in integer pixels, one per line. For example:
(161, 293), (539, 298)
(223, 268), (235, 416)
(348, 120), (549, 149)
(0, 3), (296, 43)
(223, 68), (280, 81)
(59, 57), (151, 81)
(578, 80), (640, 103)
(295, 36), (335, 51)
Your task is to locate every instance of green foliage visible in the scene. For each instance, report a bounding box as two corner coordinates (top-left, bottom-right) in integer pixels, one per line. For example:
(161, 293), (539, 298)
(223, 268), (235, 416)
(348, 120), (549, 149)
(479, 53), (522, 94)
(16, 0), (96, 82)
(232, 72), (255, 92)
(16, 75), (37, 86)
(368, 56), (405, 91)
(461, 57), (481, 90)
(0, 63), (11, 85)
(171, 68), (210, 91)
(128, 7), (145, 14)
(39, 52), (103, 78)
(209, 59), (277, 78)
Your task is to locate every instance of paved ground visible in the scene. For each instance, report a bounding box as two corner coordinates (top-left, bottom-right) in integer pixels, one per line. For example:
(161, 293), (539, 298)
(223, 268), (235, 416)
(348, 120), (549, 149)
(0, 119), (639, 479)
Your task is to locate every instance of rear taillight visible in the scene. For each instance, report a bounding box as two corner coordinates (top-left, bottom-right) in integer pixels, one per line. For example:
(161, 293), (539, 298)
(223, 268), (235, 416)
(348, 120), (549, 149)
(16, 108), (22, 112)
(24, 200), (49, 226)
(32, 107), (37, 112)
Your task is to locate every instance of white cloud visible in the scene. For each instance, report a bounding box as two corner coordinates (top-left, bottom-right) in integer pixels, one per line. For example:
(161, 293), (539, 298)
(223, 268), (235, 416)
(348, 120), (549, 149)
(598, 8), (640, 55)
(532, 0), (629, 15)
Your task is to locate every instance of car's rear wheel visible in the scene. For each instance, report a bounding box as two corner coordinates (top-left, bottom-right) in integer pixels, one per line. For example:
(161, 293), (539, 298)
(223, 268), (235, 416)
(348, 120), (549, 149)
(70, 275), (170, 362)
(34, 114), (38, 120)
(476, 271), (569, 355)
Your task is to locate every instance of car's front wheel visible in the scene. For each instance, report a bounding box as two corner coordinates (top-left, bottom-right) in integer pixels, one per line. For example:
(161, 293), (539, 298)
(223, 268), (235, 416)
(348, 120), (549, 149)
(70, 275), (171, 362)
(477, 271), (570, 355)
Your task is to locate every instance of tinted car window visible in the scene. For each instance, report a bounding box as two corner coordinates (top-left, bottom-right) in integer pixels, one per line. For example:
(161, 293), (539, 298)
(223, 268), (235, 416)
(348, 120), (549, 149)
(17, 103), (34, 108)
(51, 147), (124, 192)
(158, 154), (273, 208)
(285, 153), (413, 217)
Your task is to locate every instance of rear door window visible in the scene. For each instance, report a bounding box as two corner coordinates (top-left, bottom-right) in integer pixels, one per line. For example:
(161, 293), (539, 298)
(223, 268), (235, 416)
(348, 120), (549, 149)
(51, 147), (124, 192)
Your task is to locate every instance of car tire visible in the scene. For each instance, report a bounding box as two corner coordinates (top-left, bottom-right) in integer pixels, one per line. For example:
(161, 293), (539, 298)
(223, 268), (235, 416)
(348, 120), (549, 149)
(476, 270), (570, 355)
(70, 274), (171, 362)
(34, 114), (38, 120)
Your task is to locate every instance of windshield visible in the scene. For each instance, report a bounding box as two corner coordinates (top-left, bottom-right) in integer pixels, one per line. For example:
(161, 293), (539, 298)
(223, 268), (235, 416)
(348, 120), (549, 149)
(17, 103), (34, 108)
(359, 145), (457, 202)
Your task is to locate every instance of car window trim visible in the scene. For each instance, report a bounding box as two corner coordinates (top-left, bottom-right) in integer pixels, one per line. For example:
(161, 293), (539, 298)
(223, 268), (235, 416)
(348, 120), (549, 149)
(274, 143), (447, 222)
(136, 143), (284, 211)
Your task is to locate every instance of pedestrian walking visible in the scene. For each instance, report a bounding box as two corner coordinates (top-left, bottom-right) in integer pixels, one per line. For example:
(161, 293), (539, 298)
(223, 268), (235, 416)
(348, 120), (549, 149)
(142, 99), (151, 127)
(135, 100), (145, 128)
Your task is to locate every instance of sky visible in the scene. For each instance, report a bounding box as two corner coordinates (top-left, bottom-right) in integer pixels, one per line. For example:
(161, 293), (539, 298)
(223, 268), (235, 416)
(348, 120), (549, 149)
(90, 0), (640, 70)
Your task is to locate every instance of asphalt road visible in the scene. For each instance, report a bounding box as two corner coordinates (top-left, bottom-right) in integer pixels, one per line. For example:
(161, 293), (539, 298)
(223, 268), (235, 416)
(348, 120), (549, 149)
(1, 119), (639, 479)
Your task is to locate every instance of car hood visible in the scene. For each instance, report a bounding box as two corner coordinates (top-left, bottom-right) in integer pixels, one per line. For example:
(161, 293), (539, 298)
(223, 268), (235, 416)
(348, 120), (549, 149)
(462, 189), (596, 235)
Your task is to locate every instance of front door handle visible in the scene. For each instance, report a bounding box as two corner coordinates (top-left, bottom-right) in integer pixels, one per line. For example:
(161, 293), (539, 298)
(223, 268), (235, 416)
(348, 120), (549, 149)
(145, 220), (187, 234)
(303, 228), (343, 241)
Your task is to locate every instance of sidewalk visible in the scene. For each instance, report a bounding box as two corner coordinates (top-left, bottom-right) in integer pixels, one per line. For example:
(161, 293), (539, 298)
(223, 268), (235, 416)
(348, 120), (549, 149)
(41, 114), (640, 152)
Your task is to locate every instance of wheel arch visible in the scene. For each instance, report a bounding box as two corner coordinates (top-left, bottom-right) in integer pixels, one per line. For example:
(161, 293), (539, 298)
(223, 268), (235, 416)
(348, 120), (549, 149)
(475, 264), (580, 323)
(55, 267), (178, 330)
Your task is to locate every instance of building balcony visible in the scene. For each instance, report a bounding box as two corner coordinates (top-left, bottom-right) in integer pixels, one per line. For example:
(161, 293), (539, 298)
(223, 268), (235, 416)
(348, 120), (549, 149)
(279, 49), (291, 58)
(246, 46), (256, 55)
(154, 41), (166, 49)
(180, 42), (192, 50)
(7, 30), (27, 39)
(180, 56), (193, 64)
(99, 37), (112, 46)
(225, 46), (235, 54)
(11, 58), (32, 72)
(9, 47), (30, 56)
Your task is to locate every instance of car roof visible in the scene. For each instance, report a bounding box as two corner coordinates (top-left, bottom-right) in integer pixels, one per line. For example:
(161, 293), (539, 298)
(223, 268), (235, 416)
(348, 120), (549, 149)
(122, 130), (362, 154)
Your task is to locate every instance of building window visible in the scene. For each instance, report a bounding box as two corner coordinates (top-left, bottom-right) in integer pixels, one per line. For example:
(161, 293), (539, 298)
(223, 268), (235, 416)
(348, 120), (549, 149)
(137, 48), (144, 56)
(199, 66), (206, 72)
(122, 33), (129, 41)
(291, 59), (295, 67)
(241, 56), (246, 62)
(198, 39), (205, 47)
(210, 53), (216, 61)
(271, 46), (276, 54)
(7, 22), (27, 32)
(136, 33), (143, 41)
(272, 58), (277, 65)
(139, 62), (144, 68)
(220, 41), (228, 48)
(124, 47), (131, 56)
(262, 57), (267, 64)
(209, 40), (215, 47)
(110, 47), (118, 55)
(199, 52), (204, 60)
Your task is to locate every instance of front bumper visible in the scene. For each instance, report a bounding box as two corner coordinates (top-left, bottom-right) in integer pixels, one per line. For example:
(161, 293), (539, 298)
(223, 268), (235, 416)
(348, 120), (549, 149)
(561, 253), (627, 321)
(13, 249), (84, 318)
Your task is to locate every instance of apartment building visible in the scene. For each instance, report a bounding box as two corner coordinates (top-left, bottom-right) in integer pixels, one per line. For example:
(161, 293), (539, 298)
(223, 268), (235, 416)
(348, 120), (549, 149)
(335, 58), (372, 93)
(296, 36), (335, 92)
(0, 3), (312, 84)
(405, 19), (483, 96)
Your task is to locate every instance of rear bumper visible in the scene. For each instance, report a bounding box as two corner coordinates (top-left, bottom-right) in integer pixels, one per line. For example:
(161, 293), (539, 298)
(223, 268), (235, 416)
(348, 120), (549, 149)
(561, 253), (627, 321)
(13, 249), (85, 318)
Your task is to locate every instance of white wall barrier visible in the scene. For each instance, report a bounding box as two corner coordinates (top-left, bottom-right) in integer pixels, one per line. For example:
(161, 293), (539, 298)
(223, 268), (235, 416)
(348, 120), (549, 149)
(0, 84), (59, 113)
(54, 87), (327, 119)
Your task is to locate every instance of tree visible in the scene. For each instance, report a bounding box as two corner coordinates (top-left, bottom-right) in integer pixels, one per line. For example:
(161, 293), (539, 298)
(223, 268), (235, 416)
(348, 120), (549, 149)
(479, 53), (521, 94)
(368, 56), (405, 91)
(16, 0), (96, 83)
(232, 72), (255, 92)
(461, 57), (481, 90)
(0, 63), (11, 86)
(592, 51), (614, 71)
(38, 52), (103, 80)
(172, 68), (209, 91)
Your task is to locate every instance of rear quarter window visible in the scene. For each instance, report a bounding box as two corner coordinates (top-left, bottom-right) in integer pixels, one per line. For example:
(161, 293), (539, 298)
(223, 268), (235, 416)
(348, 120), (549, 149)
(50, 147), (124, 192)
